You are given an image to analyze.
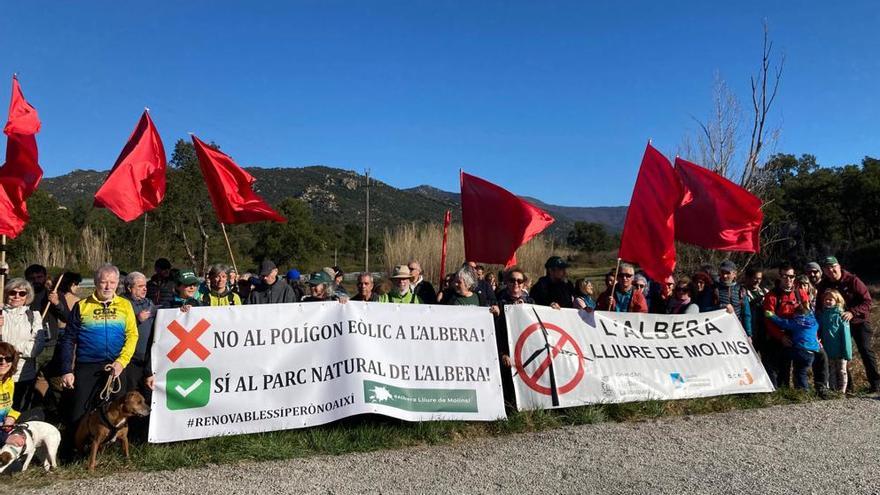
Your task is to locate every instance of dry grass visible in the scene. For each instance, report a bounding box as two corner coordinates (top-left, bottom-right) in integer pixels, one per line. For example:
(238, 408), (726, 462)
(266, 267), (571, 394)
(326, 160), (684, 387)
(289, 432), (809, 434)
(382, 223), (574, 282)
(79, 226), (112, 272)
(24, 227), (73, 269)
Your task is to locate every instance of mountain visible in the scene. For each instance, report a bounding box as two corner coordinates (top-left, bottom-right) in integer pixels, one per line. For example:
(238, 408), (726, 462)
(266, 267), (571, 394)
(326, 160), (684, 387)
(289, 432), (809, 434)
(40, 166), (626, 237)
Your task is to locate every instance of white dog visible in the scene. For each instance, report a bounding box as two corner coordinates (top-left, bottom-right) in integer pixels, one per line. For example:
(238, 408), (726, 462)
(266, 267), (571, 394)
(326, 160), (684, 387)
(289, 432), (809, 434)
(0, 421), (61, 473)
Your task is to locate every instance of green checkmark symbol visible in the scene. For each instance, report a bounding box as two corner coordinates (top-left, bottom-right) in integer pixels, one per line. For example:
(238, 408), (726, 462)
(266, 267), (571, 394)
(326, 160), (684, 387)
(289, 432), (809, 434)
(167, 367), (211, 410)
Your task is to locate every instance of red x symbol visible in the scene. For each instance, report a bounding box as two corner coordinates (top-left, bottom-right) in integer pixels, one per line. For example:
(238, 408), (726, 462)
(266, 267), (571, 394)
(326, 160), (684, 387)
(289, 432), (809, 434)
(167, 319), (212, 362)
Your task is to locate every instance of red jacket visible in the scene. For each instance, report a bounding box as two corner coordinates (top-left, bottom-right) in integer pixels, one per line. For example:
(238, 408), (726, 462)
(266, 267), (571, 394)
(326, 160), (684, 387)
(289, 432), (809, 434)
(596, 287), (648, 313)
(763, 287), (809, 342)
(817, 270), (872, 325)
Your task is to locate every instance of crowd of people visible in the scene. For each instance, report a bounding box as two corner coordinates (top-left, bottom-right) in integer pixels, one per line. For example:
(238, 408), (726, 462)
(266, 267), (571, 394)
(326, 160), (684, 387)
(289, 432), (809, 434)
(0, 253), (874, 469)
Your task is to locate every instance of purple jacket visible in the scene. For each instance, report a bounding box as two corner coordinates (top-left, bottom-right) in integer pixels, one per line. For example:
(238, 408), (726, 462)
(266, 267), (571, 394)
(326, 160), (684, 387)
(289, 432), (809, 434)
(817, 270), (872, 325)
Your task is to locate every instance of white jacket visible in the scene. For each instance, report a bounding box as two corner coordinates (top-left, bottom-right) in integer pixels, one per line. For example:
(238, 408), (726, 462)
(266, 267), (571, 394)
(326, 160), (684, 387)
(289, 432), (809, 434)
(1, 305), (44, 381)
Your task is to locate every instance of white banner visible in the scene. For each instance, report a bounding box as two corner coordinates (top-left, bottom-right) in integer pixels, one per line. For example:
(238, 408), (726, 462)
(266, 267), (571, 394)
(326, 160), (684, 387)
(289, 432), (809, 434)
(149, 302), (506, 443)
(506, 305), (774, 410)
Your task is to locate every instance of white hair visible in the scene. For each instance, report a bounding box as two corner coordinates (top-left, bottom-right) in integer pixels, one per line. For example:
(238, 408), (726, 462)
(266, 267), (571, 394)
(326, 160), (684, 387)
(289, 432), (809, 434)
(95, 264), (120, 281)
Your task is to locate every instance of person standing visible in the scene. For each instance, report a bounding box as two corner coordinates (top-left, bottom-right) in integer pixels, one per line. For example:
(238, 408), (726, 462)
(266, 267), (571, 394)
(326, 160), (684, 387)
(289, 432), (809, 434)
(531, 256), (575, 309)
(715, 261), (752, 337)
(122, 272), (156, 394)
(0, 279), (46, 411)
(818, 289), (852, 394)
(408, 261), (437, 304)
(58, 264), (139, 424)
(247, 260), (297, 304)
(763, 263), (810, 388)
(201, 264), (242, 306)
(816, 256), (877, 393)
(146, 258), (176, 308)
(351, 273), (380, 302)
(766, 302), (820, 390)
(596, 263), (648, 312)
(380, 266), (421, 304)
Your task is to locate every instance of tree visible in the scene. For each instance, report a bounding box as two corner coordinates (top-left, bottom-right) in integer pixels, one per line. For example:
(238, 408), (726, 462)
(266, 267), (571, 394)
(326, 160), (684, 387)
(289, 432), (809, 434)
(566, 222), (613, 252)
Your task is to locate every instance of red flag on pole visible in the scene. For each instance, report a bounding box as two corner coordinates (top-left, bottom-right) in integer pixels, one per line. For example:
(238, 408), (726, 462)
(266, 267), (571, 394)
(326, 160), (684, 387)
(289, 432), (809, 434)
(94, 110), (167, 222)
(0, 76), (42, 237)
(191, 135), (286, 224)
(460, 171), (554, 267)
(1, 76), (42, 198)
(439, 209), (451, 285)
(673, 157), (763, 253)
(618, 143), (684, 282)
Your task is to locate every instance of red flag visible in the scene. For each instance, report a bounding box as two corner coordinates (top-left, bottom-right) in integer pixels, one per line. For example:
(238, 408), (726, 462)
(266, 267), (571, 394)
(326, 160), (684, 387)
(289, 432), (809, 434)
(460, 171), (554, 267)
(0, 76), (42, 237)
(94, 111), (167, 222)
(1, 76), (42, 197)
(3, 76), (40, 135)
(673, 157), (763, 252)
(618, 143), (684, 281)
(0, 177), (29, 238)
(191, 135), (285, 224)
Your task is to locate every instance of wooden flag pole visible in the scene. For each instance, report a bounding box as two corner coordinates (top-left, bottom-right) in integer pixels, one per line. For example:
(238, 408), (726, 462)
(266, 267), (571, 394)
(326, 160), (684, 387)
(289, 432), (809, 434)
(220, 223), (238, 275)
(0, 235), (6, 293)
(609, 257), (622, 311)
(42, 273), (65, 320)
(140, 213), (148, 270)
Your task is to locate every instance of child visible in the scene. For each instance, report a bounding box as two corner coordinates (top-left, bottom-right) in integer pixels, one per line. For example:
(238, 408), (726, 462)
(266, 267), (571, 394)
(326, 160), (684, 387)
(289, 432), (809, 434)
(766, 302), (820, 390)
(817, 289), (852, 393)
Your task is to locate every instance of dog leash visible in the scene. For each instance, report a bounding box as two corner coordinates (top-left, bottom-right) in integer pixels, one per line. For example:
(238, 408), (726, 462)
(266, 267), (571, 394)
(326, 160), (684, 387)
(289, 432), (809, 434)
(98, 364), (122, 403)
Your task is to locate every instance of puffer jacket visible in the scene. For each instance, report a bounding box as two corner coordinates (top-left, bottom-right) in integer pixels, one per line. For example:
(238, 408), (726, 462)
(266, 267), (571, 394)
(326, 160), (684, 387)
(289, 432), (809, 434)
(0, 305), (46, 382)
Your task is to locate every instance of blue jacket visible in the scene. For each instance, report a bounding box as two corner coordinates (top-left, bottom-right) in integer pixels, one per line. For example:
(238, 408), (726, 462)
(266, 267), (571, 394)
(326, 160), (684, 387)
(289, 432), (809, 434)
(58, 293), (139, 373)
(125, 294), (156, 374)
(769, 313), (820, 352)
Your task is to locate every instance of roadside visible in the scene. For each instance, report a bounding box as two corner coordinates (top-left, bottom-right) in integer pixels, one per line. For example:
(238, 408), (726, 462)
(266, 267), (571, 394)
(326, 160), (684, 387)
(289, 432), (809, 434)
(26, 398), (880, 495)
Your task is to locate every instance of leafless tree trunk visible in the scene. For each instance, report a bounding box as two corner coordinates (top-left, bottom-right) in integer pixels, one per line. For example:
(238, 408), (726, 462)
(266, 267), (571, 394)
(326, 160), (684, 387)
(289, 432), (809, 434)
(175, 225), (198, 272)
(196, 213), (210, 276)
(742, 21), (784, 191)
(694, 74), (740, 178)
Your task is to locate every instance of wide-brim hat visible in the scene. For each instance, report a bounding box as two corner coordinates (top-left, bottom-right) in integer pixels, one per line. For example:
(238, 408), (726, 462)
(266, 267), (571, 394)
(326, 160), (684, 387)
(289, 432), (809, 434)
(390, 265), (412, 279)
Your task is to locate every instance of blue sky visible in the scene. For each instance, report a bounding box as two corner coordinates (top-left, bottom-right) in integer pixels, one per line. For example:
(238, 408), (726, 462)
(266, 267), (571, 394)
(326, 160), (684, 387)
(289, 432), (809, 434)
(1, 1), (877, 207)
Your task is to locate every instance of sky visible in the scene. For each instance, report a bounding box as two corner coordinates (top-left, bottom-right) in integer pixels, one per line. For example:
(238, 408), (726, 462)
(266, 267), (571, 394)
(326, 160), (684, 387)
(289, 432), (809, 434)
(1, 1), (877, 207)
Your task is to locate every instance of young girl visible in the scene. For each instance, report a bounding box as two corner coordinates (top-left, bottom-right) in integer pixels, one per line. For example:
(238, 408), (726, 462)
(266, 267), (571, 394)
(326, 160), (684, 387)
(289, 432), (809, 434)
(818, 289), (852, 393)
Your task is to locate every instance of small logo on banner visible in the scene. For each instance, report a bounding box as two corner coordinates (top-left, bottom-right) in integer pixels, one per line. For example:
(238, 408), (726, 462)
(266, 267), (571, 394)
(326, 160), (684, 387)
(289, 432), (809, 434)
(167, 367), (212, 410)
(363, 380), (478, 413)
(669, 371), (711, 390)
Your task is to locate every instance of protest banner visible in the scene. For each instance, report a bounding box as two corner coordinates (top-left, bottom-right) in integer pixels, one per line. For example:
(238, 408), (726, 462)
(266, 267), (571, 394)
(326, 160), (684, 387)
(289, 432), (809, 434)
(506, 305), (774, 410)
(149, 302), (506, 443)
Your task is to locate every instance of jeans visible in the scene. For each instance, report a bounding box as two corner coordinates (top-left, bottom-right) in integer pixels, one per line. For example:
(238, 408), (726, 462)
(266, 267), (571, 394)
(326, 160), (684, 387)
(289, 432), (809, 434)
(812, 347), (829, 390)
(760, 340), (791, 388)
(851, 322), (879, 390)
(788, 348), (815, 390)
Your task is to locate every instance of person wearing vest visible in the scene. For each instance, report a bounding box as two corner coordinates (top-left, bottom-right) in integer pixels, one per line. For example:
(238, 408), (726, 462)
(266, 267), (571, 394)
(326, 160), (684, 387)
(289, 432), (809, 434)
(816, 255), (878, 394)
(202, 264), (242, 306)
(762, 263), (809, 388)
(596, 263), (648, 313)
(380, 265), (421, 304)
(715, 260), (752, 337)
(122, 272), (156, 396)
(59, 264), (139, 424)
(0, 278), (46, 411)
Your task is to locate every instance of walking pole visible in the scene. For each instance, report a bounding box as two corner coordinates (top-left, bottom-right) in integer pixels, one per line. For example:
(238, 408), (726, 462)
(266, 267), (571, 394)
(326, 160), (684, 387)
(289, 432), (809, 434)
(220, 223), (238, 275)
(42, 273), (65, 320)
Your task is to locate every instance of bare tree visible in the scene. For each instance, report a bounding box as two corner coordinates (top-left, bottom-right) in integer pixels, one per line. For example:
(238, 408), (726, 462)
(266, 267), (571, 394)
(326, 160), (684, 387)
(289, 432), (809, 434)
(742, 21), (784, 191)
(693, 74), (741, 178)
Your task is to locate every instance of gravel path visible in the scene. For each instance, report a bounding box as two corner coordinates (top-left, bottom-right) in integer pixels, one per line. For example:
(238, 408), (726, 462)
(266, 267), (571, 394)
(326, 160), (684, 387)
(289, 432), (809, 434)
(27, 398), (880, 494)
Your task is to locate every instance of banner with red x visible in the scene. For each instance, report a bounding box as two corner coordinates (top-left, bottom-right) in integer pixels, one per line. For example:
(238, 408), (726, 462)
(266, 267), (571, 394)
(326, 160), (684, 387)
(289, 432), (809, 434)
(167, 319), (212, 362)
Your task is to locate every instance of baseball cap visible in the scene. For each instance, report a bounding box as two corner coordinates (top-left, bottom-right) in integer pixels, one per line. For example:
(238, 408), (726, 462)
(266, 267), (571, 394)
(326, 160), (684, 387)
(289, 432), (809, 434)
(308, 271), (332, 285)
(286, 269), (301, 281)
(176, 271), (199, 286)
(821, 256), (839, 267)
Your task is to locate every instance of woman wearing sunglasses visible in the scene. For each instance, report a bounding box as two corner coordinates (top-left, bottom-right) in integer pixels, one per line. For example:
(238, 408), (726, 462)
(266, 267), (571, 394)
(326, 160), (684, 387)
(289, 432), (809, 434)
(0, 279), (46, 411)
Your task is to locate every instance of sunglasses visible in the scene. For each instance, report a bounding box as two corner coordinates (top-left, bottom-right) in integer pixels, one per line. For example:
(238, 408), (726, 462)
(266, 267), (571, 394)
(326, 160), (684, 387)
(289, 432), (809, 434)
(509, 278), (525, 285)
(619, 273), (634, 279)
(6, 290), (27, 297)
(781, 274), (796, 280)
(0, 356), (13, 364)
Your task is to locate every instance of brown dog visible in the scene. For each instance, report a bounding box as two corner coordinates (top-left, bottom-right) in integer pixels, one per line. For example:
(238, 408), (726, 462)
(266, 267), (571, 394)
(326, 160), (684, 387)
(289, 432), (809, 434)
(75, 391), (151, 471)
